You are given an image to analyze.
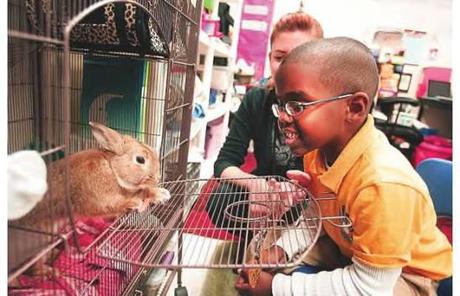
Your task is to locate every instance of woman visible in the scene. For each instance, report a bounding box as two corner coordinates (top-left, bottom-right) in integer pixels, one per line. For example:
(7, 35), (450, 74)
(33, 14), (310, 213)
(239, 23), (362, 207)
(206, 12), (324, 237)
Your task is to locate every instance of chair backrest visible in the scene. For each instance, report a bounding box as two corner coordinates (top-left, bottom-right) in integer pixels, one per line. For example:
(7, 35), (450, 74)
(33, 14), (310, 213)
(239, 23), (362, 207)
(375, 96), (423, 159)
(377, 96), (420, 126)
(416, 158), (452, 216)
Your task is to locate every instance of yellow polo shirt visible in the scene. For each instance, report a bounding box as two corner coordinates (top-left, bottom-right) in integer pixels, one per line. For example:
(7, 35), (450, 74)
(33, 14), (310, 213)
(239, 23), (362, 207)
(303, 115), (452, 280)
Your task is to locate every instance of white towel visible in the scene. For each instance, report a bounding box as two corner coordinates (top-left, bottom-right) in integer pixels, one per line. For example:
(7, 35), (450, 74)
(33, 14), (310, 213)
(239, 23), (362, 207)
(8, 150), (48, 220)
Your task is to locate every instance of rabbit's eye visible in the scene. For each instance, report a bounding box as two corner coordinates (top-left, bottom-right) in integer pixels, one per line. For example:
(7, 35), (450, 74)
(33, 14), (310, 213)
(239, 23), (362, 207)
(136, 156), (145, 164)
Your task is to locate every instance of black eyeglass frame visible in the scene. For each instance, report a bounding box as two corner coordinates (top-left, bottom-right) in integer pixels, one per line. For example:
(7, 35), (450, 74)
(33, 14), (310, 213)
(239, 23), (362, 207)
(272, 93), (354, 118)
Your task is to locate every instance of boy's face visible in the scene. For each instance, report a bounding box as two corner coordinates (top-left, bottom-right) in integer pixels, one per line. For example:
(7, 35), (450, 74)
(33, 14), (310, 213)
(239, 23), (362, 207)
(275, 63), (348, 156)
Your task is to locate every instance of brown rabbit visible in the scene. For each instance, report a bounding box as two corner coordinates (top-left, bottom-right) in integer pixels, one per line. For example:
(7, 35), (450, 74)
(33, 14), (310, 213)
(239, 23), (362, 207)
(16, 121), (169, 230)
(9, 122), (169, 278)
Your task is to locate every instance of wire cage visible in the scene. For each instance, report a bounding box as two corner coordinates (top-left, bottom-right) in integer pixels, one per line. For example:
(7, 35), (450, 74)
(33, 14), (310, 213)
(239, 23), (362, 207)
(96, 177), (324, 269)
(8, 0), (201, 295)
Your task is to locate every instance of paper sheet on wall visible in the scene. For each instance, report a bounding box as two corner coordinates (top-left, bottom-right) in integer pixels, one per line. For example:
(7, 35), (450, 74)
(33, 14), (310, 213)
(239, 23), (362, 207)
(241, 20), (268, 32)
(403, 35), (427, 65)
(244, 5), (269, 15)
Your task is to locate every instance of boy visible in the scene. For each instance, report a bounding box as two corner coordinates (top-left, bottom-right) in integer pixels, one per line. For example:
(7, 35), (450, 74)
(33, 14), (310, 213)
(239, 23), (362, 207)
(235, 37), (452, 295)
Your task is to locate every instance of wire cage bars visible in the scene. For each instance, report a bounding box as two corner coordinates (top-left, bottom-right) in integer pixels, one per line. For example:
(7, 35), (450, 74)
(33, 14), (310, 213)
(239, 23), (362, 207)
(8, 0), (201, 295)
(95, 177), (325, 270)
(94, 176), (352, 293)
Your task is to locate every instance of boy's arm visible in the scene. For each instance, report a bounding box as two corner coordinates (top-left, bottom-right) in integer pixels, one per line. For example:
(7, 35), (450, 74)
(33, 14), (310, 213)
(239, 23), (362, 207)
(272, 183), (430, 295)
(272, 257), (401, 296)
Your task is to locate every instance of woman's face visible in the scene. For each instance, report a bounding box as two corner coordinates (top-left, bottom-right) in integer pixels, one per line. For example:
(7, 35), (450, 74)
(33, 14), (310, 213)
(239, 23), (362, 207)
(269, 31), (317, 77)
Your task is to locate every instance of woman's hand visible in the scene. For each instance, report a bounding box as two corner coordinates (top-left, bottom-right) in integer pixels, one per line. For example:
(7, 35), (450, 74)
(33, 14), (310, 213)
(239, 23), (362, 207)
(246, 178), (276, 219)
(286, 170), (311, 188)
(248, 175), (309, 221)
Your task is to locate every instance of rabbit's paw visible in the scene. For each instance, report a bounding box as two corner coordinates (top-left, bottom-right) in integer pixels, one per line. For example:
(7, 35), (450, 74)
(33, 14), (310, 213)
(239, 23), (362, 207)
(143, 188), (170, 208)
(156, 188), (171, 204)
(124, 198), (147, 213)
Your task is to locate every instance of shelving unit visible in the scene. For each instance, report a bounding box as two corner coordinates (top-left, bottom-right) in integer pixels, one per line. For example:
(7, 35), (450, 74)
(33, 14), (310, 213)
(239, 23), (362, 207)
(206, 99), (232, 122)
(188, 0), (244, 179)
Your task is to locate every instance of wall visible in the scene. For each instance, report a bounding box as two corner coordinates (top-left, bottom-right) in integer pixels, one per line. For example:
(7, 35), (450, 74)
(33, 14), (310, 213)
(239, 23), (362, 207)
(264, 0), (452, 77)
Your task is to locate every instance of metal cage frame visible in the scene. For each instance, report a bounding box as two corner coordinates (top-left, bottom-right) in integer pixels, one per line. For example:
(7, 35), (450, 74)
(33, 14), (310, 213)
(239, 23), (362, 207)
(8, 0), (201, 295)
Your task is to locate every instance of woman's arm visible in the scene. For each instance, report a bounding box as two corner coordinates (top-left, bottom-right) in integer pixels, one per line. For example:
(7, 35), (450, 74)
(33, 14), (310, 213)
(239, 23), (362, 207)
(214, 88), (265, 178)
(220, 166), (257, 189)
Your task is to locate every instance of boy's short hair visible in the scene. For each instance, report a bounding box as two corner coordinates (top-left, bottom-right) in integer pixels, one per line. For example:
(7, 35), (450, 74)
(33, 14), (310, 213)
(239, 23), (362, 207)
(276, 37), (379, 101)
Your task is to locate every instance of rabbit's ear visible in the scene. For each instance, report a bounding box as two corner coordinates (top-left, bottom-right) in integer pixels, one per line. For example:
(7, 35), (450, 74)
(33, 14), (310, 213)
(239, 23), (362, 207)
(89, 122), (124, 155)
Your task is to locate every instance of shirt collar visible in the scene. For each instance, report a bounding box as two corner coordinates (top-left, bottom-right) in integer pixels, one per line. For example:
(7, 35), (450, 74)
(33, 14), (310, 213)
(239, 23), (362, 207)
(318, 115), (375, 193)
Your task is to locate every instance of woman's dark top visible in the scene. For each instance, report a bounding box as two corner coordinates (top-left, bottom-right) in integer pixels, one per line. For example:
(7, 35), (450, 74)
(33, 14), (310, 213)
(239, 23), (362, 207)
(214, 87), (303, 177)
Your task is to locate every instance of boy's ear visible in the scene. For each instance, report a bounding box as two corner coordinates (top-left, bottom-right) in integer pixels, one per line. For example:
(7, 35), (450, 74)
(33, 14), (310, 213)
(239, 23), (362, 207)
(345, 92), (371, 122)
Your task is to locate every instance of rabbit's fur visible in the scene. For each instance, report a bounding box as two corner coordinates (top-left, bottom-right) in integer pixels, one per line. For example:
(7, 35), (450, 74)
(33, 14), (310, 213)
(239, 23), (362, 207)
(15, 121), (169, 231)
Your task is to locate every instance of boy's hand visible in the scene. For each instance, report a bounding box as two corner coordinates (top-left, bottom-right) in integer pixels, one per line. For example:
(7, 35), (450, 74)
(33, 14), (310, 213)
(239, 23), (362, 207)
(235, 245), (286, 295)
(235, 269), (274, 296)
(257, 245), (288, 267)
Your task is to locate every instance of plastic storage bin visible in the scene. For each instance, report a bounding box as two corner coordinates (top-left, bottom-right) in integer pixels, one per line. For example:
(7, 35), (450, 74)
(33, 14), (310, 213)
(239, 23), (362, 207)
(412, 135), (452, 166)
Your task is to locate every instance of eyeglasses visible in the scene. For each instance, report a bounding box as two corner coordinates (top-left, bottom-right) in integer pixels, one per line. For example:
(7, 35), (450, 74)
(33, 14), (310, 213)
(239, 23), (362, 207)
(272, 93), (354, 118)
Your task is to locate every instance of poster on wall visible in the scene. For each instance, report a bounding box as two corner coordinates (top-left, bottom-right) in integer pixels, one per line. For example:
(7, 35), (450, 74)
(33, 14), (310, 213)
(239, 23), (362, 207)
(402, 30), (427, 65)
(236, 0), (275, 81)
